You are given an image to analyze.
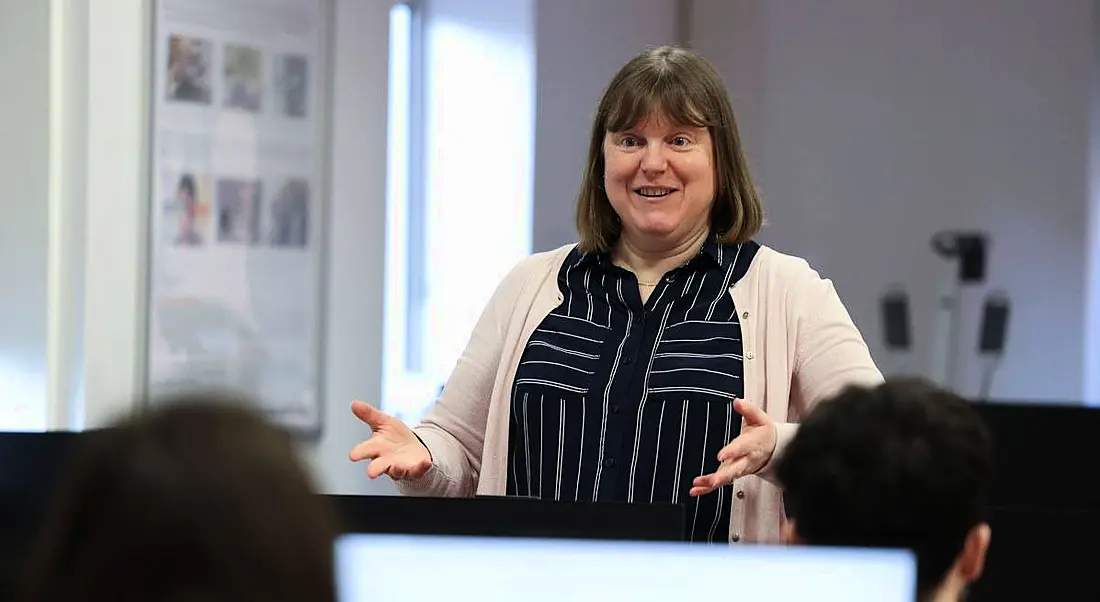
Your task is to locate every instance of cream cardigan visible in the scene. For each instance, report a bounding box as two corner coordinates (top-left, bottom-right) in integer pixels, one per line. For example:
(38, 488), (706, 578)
(397, 243), (883, 544)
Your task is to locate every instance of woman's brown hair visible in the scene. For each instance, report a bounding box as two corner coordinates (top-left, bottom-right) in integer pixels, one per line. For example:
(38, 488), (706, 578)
(576, 45), (764, 253)
(18, 393), (338, 602)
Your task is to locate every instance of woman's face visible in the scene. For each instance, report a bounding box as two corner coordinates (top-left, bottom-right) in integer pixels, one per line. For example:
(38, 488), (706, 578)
(602, 113), (715, 248)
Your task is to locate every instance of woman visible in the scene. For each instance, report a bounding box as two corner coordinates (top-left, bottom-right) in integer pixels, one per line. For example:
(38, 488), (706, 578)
(175, 173), (203, 246)
(349, 45), (882, 544)
(19, 394), (338, 602)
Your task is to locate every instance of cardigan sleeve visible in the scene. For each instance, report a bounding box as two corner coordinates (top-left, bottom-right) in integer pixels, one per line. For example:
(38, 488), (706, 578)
(755, 258), (883, 484)
(395, 255), (544, 498)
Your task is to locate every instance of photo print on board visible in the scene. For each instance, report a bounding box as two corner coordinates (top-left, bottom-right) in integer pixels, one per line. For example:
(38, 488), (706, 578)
(224, 44), (264, 112)
(275, 54), (309, 118)
(216, 178), (263, 244)
(269, 178), (309, 248)
(166, 34), (213, 104)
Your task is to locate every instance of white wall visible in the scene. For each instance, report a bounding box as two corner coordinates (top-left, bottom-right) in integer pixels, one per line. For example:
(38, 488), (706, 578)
(0, 0), (395, 494)
(692, 0), (1096, 403)
(0, 0), (50, 429)
(300, 0), (395, 495)
(531, 0), (680, 252)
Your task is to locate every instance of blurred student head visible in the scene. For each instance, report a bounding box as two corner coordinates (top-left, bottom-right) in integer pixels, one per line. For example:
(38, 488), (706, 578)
(19, 392), (337, 602)
(775, 378), (994, 602)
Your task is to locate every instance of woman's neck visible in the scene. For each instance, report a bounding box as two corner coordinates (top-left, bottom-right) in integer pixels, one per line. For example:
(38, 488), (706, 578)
(612, 227), (711, 282)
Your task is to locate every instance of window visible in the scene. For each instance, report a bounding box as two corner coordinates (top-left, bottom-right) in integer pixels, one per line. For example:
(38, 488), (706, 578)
(383, 0), (535, 423)
(0, 361), (46, 431)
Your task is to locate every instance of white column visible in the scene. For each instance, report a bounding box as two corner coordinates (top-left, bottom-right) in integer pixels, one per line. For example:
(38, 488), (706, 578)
(81, 0), (152, 428)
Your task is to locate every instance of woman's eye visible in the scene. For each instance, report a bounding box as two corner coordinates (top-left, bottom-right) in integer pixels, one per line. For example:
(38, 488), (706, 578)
(671, 136), (690, 146)
(621, 136), (640, 147)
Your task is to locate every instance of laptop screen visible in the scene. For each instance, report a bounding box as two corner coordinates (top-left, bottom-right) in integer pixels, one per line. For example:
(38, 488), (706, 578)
(335, 534), (917, 602)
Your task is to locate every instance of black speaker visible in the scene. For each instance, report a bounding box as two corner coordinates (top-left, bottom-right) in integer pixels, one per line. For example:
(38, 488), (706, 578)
(880, 289), (911, 351)
(931, 231), (987, 284)
(979, 293), (1010, 354)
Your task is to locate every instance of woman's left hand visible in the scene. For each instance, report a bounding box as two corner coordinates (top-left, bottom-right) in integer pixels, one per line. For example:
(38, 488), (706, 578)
(689, 398), (777, 497)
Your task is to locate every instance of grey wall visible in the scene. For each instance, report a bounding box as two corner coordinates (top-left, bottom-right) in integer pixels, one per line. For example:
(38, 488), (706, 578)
(531, 0), (679, 252)
(692, 0), (1095, 403)
(0, 0), (50, 425)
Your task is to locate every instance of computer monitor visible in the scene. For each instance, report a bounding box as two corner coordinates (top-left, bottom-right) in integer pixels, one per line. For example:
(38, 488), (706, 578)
(335, 534), (918, 602)
(323, 494), (686, 542)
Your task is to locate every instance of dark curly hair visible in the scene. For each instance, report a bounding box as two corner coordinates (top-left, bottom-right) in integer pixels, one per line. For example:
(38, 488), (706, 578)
(774, 378), (994, 600)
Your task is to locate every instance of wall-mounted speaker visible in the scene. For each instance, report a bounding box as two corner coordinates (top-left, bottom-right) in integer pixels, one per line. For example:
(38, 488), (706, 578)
(880, 289), (911, 352)
(979, 293), (1010, 355)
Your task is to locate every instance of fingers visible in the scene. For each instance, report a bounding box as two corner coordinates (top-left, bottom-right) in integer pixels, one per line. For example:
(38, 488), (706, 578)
(350, 400), (390, 429)
(733, 397), (769, 426)
(716, 438), (747, 463)
(351, 443), (433, 481)
(690, 458), (750, 497)
(389, 459), (432, 481)
(405, 458), (432, 479)
(366, 457), (432, 481)
(348, 438), (382, 462)
(365, 456), (393, 479)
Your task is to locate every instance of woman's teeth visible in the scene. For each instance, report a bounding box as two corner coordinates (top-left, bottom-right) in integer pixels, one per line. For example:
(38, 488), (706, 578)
(636, 188), (674, 198)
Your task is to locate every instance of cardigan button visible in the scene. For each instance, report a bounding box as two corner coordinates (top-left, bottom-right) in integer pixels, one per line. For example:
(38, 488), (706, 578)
(736, 490), (745, 499)
(731, 534), (741, 543)
(746, 352), (755, 360)
(741, 311), (749, 319)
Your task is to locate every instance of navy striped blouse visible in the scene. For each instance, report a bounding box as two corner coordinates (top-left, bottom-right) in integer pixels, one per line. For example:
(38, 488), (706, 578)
(506, 238), (760, 542)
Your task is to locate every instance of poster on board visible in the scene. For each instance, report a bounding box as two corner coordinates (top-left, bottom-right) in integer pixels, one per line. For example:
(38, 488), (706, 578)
(146, 0), (330, 436)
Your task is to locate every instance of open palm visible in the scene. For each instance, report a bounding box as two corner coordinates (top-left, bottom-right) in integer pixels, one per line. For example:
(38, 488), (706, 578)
(348, 401), (432, 480)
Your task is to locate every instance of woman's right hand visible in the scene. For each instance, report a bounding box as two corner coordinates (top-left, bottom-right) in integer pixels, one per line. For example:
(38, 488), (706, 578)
(348, 401), (432, 481)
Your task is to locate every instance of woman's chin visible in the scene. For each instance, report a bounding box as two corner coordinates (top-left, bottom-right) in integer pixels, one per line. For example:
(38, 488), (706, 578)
(626, 222), (680, 241)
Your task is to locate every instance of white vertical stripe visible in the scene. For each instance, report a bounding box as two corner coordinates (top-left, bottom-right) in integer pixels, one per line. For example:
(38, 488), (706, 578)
(575, 395), (586, 501)
(690, 403), (712, 539)
(511, 388), (521, 493)
(689, 272), (707, 320)
(680, 272), (696, 298)
(593, 277), (632, 498)
(640, 303), (675, 397)
(584, 264), (594, 322)
(706, 243), (742, 320)
(564, 260), (575, 316)
(603, 272), (611, 327)
(522, 391), (531, 496)
(649, 400), (666, 503)
(538, 394), (545, 498)
(556, 398), (565, 499)
(628, 301), (674, 501)
(626, 397), (647, 502)
(707, 402), (734, 541)
(671, 400), (689, 503)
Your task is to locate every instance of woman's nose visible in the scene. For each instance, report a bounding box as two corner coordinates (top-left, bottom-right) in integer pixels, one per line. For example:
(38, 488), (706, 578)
(640, 143), (668, 173)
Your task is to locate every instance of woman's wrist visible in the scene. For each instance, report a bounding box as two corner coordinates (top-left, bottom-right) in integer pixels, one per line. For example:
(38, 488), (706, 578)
(412, 431), (433, 462)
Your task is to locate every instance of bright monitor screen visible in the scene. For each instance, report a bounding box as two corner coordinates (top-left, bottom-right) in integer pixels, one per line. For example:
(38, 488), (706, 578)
(335, 534), (917, 602)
